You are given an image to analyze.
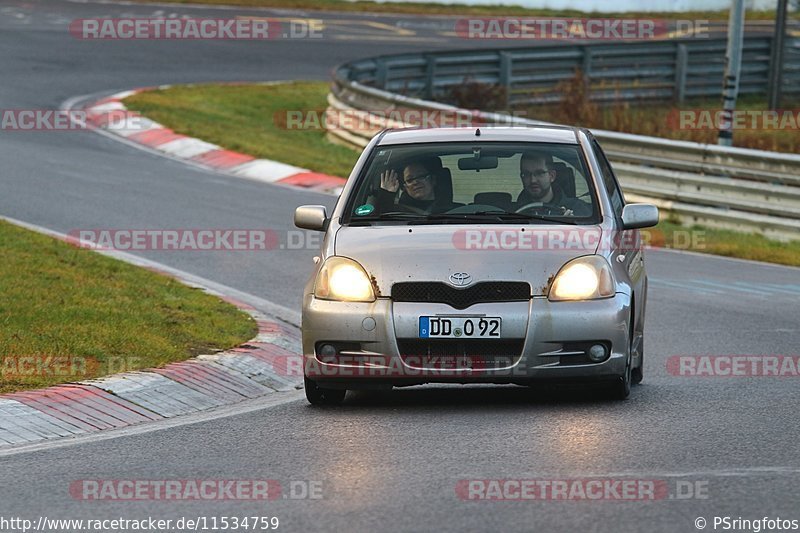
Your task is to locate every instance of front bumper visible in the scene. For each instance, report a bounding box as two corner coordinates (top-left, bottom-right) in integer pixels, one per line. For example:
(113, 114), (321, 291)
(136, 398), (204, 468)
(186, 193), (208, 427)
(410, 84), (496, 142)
(301, 293), (631, 387)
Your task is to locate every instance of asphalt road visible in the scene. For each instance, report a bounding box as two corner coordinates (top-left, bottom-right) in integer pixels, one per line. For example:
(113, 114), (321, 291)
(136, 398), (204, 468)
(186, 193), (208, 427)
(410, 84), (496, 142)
(1, 1), (799, 532)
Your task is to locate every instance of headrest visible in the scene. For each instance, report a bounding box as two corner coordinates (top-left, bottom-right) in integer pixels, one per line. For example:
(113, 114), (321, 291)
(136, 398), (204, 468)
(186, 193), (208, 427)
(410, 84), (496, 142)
(553, 162), (576, 197)
(474, 192), (512, 210)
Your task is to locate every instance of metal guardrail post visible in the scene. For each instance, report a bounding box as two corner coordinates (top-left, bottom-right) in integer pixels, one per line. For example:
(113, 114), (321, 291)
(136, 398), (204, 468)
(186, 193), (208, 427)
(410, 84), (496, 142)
(376, 60), (387, 90)
(718, 0), (746, 147)
(768, 0), (789, 108)
(581, 46), (592, 77)
(675, 44), (688, 104)
(424, 56), (435, 100)
(499, 52), (512, 109)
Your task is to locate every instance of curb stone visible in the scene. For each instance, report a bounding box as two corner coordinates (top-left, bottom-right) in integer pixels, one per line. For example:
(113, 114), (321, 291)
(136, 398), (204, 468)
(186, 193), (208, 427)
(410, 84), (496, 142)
(0, 263), (305, 449)
(83, 86), (347, 196)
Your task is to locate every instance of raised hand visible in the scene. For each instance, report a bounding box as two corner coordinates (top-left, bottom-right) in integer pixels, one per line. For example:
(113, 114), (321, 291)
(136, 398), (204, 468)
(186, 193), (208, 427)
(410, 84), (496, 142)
(380, 169), (400, 192)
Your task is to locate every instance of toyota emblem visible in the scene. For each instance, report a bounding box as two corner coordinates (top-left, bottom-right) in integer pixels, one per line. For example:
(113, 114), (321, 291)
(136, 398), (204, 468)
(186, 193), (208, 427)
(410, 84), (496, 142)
(449, 272), (472, 286)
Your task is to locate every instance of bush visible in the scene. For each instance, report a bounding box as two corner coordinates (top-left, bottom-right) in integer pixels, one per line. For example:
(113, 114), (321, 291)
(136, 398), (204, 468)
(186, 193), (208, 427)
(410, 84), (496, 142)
(446, 78), (507, 111)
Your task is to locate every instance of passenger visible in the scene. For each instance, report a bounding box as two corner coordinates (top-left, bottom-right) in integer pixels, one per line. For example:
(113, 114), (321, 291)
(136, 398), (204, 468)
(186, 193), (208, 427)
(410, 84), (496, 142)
(373, 158), (456, 215)
(516, 151), (592, 217)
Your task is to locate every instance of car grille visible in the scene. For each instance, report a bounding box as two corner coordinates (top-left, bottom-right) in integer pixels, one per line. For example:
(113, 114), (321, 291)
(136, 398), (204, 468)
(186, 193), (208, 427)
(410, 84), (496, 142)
(391, 282), (531, 310)
(397, 339), (524, 369)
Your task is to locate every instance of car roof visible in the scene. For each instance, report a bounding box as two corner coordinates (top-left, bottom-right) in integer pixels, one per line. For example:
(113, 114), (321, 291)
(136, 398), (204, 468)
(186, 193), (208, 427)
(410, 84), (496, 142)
(376, 125), (582, 146)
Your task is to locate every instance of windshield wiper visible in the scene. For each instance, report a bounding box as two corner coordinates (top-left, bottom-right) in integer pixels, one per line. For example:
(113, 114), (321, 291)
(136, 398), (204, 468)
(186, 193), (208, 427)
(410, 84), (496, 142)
(348, 212), (429, 225)
(426, 211), (579, 225)
(349, 210), (579, 225)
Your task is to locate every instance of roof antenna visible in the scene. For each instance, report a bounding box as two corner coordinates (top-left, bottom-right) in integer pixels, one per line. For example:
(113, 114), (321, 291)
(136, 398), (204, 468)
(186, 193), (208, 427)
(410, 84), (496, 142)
(475, 128), (481, 137)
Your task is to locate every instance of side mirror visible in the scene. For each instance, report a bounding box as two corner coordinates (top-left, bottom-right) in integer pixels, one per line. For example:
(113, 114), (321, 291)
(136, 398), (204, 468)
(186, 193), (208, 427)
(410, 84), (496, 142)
(294, 205), (328, 232)
(621, 203), (659, 230)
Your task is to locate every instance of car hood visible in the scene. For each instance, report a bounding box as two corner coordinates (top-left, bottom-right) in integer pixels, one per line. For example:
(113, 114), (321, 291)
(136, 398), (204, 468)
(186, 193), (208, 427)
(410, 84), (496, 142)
(333, 224), (602, 297)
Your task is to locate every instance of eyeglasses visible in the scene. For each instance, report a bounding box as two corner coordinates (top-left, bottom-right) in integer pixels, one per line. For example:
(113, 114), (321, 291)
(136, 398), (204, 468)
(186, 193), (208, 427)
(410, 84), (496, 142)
(520, 169), (550, 180)
(403, 173), (433, 186)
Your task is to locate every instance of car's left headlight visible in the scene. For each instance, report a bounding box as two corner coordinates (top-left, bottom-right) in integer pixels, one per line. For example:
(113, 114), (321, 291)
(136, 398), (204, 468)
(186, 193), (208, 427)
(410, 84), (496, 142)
(314, 256), (376, 302)
(548, 255), (615, 301)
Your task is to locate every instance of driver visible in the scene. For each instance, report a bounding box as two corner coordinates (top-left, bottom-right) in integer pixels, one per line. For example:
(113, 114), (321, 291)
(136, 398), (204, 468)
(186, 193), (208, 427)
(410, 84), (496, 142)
(516, 150), (592, 217)
(373, 157), (456, 215)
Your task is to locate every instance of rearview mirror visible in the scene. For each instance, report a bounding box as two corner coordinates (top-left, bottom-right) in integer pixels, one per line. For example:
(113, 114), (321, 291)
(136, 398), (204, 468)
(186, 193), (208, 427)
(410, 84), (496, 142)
(458, 155), (498, 171)
(621, 203), (659, 230)
(294, 205), (328, 232)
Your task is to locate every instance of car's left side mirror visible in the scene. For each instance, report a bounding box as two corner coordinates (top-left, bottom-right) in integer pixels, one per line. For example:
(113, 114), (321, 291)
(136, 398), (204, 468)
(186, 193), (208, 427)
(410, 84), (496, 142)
(621, 203), (659, 230)
(294, 205), (328, 232)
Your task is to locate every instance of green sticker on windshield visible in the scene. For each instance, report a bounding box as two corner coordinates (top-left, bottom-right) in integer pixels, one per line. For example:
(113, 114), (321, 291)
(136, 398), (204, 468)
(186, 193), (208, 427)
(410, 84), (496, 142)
(355, 204), (374, 216)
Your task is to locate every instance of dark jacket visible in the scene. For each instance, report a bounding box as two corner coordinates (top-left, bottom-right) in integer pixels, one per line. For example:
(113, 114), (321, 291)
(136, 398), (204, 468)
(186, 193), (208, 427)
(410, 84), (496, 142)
(515, 187), (593, 217)
(372, 188), (457, 215)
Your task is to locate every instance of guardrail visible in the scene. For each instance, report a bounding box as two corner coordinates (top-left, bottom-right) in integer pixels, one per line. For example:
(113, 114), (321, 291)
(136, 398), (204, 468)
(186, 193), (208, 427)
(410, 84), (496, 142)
(342, 36), (800, 106)
(328, 45), (800, 241)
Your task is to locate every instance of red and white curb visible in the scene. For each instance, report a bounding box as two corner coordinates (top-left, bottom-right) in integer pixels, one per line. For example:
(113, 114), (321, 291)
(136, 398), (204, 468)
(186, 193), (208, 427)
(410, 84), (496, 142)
(0, 220), (305, 449)
(80, 86), (347, 196)
(0, 309), (303, 447)
(0, 308), (303, 447)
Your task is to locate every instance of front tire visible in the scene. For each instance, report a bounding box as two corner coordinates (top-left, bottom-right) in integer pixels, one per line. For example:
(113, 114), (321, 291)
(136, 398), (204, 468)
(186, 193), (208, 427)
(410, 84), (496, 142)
(304, 376), (346, 405)
(610, 353), (632, 400)
(632, 339), (644, 385)
(609, 312), (634, 400)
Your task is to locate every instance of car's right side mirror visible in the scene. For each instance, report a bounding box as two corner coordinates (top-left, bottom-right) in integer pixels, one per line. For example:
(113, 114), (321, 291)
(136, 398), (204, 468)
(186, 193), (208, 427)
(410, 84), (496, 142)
(621, 203), (659, 230)
(294, 205), (328, 232)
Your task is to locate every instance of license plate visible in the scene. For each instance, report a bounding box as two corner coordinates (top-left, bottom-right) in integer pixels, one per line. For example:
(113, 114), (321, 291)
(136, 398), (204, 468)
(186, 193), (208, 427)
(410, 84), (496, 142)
(419, 316), (502, 338)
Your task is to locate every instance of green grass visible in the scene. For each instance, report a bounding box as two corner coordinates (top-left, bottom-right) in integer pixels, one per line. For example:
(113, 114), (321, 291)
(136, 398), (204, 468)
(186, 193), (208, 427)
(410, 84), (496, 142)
(645, 220), (800, 267)
(0, 220), (257, 393)
(125, 82), (359, 178)
(523, 93), (800, 153)
(125, 81), (800, 266)
(130, 0), (780, 20)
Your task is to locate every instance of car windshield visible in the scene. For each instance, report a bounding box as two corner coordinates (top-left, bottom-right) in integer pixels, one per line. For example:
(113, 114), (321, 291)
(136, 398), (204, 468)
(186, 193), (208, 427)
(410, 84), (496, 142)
(343, 141), (600, 225)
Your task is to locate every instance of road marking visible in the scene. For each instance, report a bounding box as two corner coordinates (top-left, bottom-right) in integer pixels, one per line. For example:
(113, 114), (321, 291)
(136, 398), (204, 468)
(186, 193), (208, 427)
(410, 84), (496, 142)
(332, 34), (446, 43)
(647, 248), (800, 272)
(649, 279), (722, 295)
(0, 390), (304, 458)
(693, 279), (764, 295)
(235, 16), (417, 39)
(357, 20), (415, 36)
(651, 277), (800, 298)
(236, 15), (325, 33)
(597, 466), (800, 478)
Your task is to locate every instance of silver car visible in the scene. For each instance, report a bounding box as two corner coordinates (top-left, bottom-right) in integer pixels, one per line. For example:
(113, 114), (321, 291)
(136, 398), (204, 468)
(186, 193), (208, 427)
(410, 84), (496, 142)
(294, 126), (658, 404)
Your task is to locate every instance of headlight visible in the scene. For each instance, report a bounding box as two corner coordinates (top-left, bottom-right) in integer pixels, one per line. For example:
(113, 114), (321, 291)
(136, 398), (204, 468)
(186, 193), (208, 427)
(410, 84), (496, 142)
(549, 256), (615, 301)
(314, 256), (376, 302)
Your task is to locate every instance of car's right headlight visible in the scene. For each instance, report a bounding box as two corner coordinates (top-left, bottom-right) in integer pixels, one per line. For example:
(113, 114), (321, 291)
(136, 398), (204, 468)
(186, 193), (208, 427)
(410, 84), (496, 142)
(314, 256), (376, 302)
(548, 255), (615, 301)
